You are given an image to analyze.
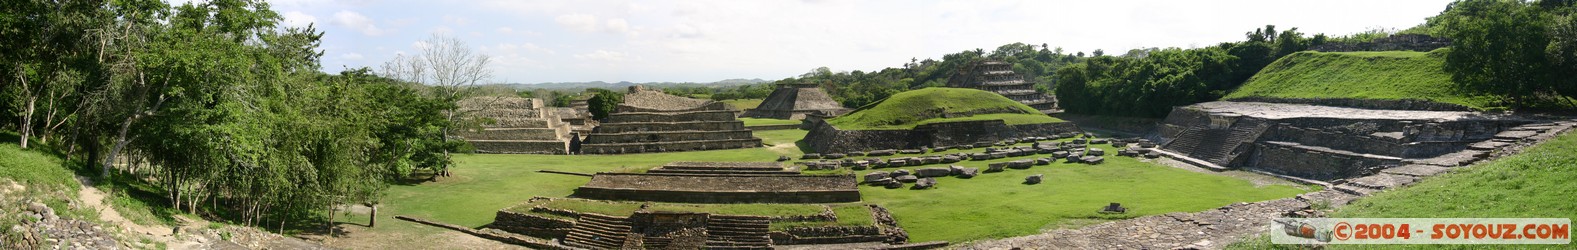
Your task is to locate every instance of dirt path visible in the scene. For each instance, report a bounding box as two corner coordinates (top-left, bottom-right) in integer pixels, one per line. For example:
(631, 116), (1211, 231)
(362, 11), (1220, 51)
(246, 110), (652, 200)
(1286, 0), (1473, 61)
(74, 176), (204, 249)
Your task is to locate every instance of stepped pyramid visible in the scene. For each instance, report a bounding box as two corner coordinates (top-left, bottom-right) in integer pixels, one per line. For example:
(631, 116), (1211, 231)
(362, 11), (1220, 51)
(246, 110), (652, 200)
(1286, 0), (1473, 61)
(579, 86), (762, 154)
(454, 96), (572, 154)
(742, 83), (850, 120)
(948, 59), (1062, 114)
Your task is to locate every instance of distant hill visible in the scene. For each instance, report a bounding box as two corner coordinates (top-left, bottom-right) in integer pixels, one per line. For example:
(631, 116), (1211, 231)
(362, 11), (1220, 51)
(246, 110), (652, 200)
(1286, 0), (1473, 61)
(1224, 49), (1502, 110)
(828, 87), (1063, 130)
(489, 78), (770, 90)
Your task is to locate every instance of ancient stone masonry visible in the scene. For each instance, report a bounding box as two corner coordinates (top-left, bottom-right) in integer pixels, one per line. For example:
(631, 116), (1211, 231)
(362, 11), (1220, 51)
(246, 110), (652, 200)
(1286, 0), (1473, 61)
(572, 173), (861, 203)
(801, 118), (1082, 153)
(1311, 34), (1451, 52)
(743, 82), (852, 120)
(488, 161), (907, 249)
(948, 59), (1061, 114)
(1153, 101), (1546, 181)
(579, 86), (763, 154)
(555, 95), (599, 136)
(454, 96), (572, 154)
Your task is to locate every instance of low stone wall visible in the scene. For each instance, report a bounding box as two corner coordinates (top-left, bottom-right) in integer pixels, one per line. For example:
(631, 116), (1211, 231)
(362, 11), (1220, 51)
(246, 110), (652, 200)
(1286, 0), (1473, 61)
(578, 138), (762, 154)
(582, 130), (756, 144)
(800, 119), (1082, 153)
(491, 209), (575, 239)
(572, 173), (860, 203)
(456, 128), (564, 140)
(604, 110), (740, 123)
(770, 226), (887, 245)
(1224, 97), (1473, 111)
(594, 121), (745, 133)
(745, 124), (802, 131)
(468, 140), (568, 154)
(1246, 142), (1403, 180)
(573, 188), (860, 203)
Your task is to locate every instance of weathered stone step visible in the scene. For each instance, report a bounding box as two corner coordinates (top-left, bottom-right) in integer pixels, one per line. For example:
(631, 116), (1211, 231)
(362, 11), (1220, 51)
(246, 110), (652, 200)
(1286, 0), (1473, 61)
(1333, 183), (1381, 196)
(1344, 173), (1419, 190)
(644, 169), (799, 175)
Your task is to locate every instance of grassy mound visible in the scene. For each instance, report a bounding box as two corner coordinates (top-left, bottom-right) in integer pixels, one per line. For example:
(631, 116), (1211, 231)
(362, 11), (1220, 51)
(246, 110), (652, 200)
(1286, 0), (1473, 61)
(1224, 49), (1502, 110)
(828, 87), (1062, 130)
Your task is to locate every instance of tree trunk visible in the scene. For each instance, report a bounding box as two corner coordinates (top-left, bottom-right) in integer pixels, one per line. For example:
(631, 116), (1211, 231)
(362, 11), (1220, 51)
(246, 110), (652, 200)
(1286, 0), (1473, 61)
(368, 204), (377, 227)
(20, 95), (35, 149)
(103, 116), (135, 179)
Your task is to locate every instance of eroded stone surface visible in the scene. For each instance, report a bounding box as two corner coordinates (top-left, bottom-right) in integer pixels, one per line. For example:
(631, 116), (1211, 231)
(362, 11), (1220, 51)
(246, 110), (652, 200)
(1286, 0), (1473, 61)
(1381, 164), (1453, 177)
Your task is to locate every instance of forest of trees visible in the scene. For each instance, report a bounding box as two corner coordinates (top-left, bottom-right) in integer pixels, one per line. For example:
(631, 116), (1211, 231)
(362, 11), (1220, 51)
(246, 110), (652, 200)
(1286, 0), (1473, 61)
(0, 0), (464, 231)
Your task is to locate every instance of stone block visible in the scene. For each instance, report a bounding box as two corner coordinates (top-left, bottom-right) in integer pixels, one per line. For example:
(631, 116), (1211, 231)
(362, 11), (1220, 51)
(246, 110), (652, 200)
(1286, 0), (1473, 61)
(1025, 174), (1044, 184)
(915, 167), (952, 178)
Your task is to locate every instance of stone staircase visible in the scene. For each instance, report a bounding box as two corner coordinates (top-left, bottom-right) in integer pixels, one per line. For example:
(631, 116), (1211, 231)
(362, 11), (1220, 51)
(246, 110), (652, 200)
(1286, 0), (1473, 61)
(704, 215), (772, 249)
(1162, 118), (1270, 167)
(563, 214), (632, 249)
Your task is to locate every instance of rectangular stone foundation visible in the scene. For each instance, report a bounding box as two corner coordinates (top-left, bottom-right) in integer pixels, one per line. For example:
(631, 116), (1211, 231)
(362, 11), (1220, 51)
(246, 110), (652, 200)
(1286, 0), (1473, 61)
(572, 173), (860, 203)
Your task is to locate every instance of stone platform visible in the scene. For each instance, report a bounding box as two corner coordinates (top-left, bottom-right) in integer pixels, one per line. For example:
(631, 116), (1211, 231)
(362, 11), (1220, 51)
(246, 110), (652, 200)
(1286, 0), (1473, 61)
(1154, 101), (1553, 181)
(580, 86), (762, 154)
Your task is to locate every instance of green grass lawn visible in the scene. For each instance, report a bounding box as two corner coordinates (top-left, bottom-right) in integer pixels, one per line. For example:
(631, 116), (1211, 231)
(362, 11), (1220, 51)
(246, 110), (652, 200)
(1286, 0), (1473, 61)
(336, 130), (1310, 246)
(722, 99), (764, 110)
(739, 117), (801, 127)
(1224, 49), (1503, 110)
(828, 88), (1064, 130)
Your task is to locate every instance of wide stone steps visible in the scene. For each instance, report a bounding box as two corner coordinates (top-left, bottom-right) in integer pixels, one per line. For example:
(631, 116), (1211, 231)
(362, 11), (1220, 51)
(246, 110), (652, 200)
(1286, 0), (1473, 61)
(564, 215), (632, 249)
(705, 216), (771, 249)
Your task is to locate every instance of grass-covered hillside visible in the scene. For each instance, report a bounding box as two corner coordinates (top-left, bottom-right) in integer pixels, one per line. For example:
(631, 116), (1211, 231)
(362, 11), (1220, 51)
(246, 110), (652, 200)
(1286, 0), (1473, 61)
(828, 87), (1063, 130)
(1224, 49), (1502, 110)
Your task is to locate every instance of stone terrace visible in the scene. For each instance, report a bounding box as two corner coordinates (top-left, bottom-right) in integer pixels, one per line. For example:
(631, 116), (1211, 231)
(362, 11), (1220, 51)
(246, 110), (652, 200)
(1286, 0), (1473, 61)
(454, 96), (572, 154)
(1154, 101), (1543, 181)
(573, 173), (860, 203)
(579, 86), (763, 154)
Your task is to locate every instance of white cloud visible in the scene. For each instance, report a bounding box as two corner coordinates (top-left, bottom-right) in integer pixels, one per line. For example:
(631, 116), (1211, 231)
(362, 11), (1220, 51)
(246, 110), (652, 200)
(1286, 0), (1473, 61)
(280, 11), (317, 28)
(555, 13), (601, 33)
(605, 18), (632, 35)
(330, 10), (386, 36)
(340, 53), (364, 60)
(496, 26), (514, 34)
(574, 50), (629, 62)
(443, 15), (471, 26)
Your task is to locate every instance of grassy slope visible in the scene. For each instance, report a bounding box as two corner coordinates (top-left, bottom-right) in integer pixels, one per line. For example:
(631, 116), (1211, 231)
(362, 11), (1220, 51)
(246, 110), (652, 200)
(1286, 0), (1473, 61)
(722, 99), (765, 110)
(337, 130), (1308, 246)
(1224, 49), (1502, 110)
(0, 132), (94, 241)
(1229, 131), (1577, 250)
(828, 88), (1063, 130)
(738, 117), (801, 127)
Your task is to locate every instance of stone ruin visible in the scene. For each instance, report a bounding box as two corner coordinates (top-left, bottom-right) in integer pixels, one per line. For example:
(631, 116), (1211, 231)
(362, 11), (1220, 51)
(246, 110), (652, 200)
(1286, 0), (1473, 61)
(1150, 101), (1572, 194)
(948, 59), (1061, 114)
(571, 162), (861, 203)
(578, 86), (763, 154)
(488, 162), (911, 249)
(554, 94), (599, 136)
(742, 82), (851, 120)
(454, 96), (573, 154)
(802, 118), (1082, 153)
(1311, 34), (1451, 52)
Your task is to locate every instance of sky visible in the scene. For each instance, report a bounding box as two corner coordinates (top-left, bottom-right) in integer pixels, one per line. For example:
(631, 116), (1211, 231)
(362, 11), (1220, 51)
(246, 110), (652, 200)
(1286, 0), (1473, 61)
(257, 0), (1456, 83)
